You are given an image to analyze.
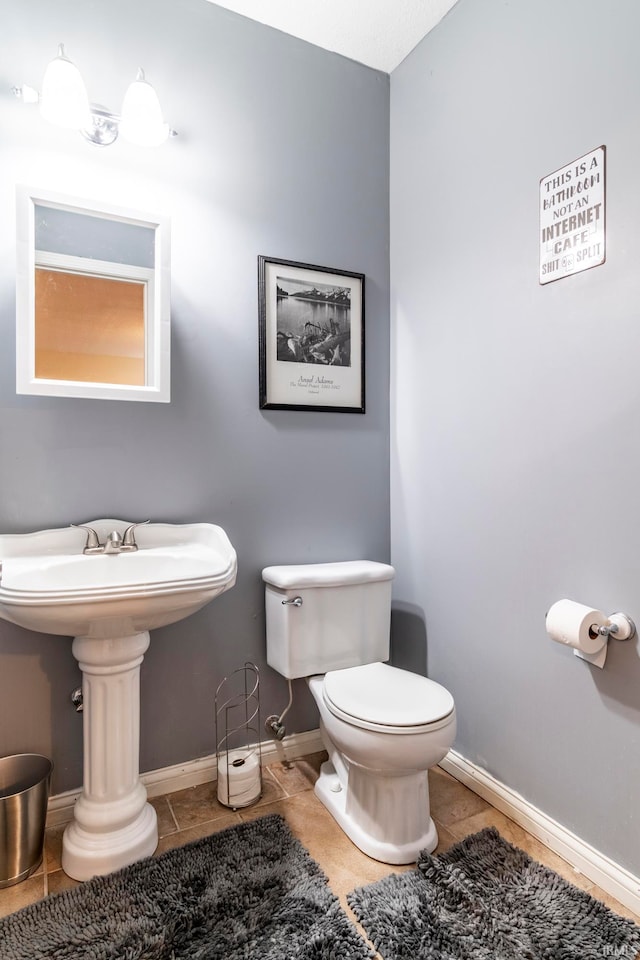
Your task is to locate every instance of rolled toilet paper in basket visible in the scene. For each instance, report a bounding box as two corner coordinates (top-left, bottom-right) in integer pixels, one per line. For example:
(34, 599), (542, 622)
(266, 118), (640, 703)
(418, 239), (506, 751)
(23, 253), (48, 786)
(217, 750), (261, 807)
(545, 599), (608, 655)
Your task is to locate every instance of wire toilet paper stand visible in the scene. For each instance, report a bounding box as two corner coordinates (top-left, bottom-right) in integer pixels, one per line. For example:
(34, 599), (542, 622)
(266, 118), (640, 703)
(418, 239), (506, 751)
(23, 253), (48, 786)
(215, 662), (262, 809)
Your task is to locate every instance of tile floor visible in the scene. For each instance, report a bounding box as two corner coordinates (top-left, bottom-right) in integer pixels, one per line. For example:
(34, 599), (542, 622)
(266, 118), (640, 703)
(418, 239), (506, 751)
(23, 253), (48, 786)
(1, 753), (638, 953)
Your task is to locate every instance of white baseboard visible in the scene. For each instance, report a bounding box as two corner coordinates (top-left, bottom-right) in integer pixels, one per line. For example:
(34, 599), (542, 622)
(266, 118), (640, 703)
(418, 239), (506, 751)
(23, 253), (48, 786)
(441, 749), (640, 917)
(46, 729), (324, 828)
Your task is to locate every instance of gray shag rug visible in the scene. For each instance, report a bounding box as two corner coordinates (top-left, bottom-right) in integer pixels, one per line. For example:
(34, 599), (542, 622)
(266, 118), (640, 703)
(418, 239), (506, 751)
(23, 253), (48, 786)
(1, 813), (373, 959)
(349, 827), (640, 960)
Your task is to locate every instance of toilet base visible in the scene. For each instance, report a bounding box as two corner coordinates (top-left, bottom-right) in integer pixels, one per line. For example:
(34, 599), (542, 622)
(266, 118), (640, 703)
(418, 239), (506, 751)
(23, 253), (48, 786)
(314, 760), (438, 864)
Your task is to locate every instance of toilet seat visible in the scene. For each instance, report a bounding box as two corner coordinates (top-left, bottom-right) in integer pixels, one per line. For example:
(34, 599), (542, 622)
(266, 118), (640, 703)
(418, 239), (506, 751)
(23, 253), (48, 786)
(322, 662), (455, 735)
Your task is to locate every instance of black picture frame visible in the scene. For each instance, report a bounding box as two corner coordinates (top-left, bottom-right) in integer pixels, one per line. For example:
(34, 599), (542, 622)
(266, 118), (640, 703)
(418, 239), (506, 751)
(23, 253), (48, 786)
(258, 256), (365, 413)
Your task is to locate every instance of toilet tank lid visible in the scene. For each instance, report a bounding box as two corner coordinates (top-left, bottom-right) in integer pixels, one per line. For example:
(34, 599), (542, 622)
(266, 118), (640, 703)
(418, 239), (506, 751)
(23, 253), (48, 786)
(262, 560), (394, 589)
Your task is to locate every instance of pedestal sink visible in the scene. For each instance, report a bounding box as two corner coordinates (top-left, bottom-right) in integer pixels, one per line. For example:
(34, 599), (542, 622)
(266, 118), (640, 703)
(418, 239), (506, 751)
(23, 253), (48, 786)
(0, 519), (237, 881)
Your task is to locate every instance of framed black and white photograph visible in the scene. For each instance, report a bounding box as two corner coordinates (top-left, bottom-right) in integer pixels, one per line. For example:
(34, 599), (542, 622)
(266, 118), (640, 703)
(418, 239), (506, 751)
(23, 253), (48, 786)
(258, 256), (365, 413)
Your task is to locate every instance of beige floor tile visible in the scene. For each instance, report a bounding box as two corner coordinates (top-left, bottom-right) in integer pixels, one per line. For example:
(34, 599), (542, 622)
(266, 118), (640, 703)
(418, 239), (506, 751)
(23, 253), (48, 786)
(155, 812), (241, 855)
(267, 751), (327, 796)
(47, 869), (81, 897)
(44, 824), (66, 874)
(432, 818), (458, 855)
(434, 764), (460, 783)
(167, 779), (230, 829)
(150, 794), (178, 838)
(428, 766), (491, 825)
(0, 874), (46, 918)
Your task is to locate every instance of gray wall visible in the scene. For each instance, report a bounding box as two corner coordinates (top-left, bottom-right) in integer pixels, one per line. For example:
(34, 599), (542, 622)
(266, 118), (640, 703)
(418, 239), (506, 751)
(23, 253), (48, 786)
(390, 0), (640, 873)
(0, 0), (390, 793)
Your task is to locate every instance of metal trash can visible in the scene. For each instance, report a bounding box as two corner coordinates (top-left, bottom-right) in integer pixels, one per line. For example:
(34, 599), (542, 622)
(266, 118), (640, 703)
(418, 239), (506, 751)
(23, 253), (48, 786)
(0, 754), (52, 888)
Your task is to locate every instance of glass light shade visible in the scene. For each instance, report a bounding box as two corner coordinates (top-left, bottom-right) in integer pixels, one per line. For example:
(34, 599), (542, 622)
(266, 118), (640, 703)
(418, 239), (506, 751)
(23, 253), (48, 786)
(40, 44), (91, 130)
(21, 85), (40, 105)
(119, 70), (169, 147)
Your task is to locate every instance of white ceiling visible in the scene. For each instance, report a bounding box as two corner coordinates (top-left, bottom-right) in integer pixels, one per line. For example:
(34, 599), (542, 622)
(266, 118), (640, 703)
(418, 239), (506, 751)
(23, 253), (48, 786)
(205, 0), (458, 73)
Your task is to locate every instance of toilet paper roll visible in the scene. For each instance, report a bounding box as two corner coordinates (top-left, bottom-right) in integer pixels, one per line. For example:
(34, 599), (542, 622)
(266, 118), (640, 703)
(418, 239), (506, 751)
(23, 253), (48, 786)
(217, 750), (261, 807)
(545, 599), (608, 655)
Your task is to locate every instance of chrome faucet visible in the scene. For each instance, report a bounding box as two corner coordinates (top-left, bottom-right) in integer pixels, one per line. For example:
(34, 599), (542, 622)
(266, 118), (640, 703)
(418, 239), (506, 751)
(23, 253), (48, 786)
(71, 521), (150, 555)
(103, 530), (124, 555)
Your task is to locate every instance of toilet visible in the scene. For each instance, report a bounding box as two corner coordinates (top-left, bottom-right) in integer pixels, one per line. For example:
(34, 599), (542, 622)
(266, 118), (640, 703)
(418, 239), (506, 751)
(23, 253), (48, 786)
(262, 560), (456, 864)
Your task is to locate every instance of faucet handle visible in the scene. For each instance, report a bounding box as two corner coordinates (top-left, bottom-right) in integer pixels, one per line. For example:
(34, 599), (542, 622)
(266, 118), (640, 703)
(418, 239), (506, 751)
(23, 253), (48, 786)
(121, 520), (150, 550)
(71, 523), (102, 554)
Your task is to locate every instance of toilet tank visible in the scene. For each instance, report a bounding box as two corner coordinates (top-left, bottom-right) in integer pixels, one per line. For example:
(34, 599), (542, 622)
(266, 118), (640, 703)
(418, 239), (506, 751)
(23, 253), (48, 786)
(262, 560), (394, 679)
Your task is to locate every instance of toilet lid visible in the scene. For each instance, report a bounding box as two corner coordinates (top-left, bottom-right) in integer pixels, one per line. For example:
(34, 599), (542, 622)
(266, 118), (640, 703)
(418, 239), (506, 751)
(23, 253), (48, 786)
(323, 662), (454, 730)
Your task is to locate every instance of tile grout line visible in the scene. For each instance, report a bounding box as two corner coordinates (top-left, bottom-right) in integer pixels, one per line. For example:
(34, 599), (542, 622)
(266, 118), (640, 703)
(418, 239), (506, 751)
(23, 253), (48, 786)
(265, 765), (292, 797)
(164, 796), (181, 835)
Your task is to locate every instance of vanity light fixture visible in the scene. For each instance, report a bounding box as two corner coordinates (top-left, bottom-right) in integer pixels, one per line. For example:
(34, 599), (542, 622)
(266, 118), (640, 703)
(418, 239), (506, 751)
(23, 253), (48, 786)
(13, 44), (176, 147)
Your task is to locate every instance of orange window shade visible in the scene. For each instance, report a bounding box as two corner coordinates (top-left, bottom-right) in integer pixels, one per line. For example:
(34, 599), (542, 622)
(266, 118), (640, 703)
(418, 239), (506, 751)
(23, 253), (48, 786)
(35, 269), (146, 386)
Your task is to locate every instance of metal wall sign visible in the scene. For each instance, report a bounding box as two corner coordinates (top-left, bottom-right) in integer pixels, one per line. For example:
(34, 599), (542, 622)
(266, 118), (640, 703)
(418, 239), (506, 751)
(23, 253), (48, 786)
(540, 145), (605, 284)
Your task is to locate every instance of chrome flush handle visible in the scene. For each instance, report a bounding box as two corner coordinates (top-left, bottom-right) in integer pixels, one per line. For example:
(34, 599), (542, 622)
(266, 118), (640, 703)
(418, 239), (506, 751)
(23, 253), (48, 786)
(281, 596), (303, 607)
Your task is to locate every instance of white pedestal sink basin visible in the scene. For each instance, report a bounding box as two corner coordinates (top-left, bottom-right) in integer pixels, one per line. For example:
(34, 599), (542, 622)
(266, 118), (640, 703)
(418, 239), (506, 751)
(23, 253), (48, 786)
(0, 519), (237, 881)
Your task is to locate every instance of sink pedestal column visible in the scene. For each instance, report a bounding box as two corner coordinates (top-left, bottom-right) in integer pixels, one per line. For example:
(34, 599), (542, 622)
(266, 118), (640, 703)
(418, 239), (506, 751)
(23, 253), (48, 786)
(62, 631), (158, 881)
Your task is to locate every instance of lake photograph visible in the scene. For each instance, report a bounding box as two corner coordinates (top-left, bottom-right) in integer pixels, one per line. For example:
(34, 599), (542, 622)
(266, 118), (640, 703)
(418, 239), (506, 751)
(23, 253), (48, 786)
(275, 276), (352, 366)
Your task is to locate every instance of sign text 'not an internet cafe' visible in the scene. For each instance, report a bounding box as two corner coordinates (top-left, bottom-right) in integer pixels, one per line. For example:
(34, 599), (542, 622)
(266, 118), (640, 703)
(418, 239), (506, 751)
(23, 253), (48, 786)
(539, 145), (605, 284)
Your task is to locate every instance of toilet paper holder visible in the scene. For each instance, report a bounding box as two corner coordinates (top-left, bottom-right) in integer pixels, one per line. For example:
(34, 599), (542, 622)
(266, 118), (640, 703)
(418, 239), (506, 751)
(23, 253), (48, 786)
(580, 611), (636, 668)
(214, 661), (262, 809)
(545, 600), (636, 670)
(593, 615), (636, 640)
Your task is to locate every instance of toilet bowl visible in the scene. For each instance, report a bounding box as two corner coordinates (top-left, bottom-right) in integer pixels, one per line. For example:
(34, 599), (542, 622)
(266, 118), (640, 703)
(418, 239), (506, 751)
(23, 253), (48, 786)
(262, 560), (456, 864)
(308, 663), (455, 863)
